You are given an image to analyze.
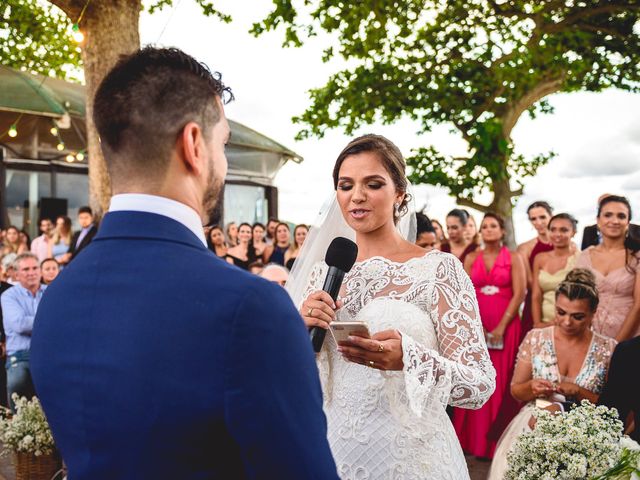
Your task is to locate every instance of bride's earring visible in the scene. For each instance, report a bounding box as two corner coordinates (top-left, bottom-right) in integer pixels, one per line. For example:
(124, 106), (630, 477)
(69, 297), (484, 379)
(394, 203), (400, 216)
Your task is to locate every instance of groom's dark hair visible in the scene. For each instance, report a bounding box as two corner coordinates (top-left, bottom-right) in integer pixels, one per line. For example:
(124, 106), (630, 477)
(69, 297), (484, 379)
(93, 47), (233, 184)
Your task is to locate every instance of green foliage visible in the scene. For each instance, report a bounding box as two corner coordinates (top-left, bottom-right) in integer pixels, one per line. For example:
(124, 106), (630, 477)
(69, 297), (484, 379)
(148, 0), (231, 23)
(255, 0), (640, 209)
(0, 0), (82, 80)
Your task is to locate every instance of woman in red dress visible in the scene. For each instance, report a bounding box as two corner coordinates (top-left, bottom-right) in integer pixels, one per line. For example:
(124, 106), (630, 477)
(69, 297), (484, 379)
(453, 213), (526, 459)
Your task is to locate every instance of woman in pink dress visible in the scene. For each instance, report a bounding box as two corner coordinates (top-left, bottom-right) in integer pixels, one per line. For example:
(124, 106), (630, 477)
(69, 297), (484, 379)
(453, 213), (526, 459)
(576, 195), (640, 341)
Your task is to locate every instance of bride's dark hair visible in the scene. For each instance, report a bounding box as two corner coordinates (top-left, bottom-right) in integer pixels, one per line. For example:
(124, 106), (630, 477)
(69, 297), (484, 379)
(332, 134), (411, 224)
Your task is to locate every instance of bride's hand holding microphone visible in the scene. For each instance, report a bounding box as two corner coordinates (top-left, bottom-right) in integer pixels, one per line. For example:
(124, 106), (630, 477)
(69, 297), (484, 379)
(301, 291), (341, 329)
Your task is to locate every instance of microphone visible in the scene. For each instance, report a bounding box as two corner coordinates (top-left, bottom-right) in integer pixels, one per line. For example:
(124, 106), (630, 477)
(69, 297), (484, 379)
(309, 237), (358, 352)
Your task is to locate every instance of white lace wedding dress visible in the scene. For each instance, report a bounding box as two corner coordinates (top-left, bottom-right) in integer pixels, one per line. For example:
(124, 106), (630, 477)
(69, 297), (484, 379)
(303, 251), (496, 479)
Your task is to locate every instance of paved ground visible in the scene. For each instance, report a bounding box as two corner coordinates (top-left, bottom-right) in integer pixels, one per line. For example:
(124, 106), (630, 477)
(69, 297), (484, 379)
(0, 450), (490, 479)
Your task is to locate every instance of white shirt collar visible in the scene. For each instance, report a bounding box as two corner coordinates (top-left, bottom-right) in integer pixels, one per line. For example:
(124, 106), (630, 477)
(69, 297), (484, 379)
(109, 194), (207, 247)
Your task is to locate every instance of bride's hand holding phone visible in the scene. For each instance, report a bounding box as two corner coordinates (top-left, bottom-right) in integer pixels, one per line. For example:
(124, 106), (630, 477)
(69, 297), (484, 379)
(338, 329), (403, 371)
(300, 290), (342, 329)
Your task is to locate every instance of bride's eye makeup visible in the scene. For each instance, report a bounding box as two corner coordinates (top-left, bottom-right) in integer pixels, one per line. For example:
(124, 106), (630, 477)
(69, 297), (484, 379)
(337, 182), (353, 191)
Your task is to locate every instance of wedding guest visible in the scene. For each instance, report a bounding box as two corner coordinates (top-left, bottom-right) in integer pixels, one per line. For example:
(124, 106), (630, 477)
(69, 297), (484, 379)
(1, 253), (45, 411)
(263, 222), (291, 266)
(0, 254), (18, 285)
(453, 213), (526, 460)
(251, 222), (268, 259)
(1, 226), (28, 257)
(206, 225), (227, 258)
(295, 133), (495, 478)
(265, 217), (279, 245)
(517, 201), (554, 339)
(0, 276), (11, 408)
(531, 214), (579, 328)
(30, 218), (54, 262)
(41, 258), (60, 285)
(464, 210), (481, 247)
(260, 263), (289, 287)
(576, 195), (640, 341)
(226, 222), (255, 270)
(248, 261), (264, 275)
(18, 230), (30, 253)
(581, 193), (640, 250)
(49, 215), (73, 266)
(599, 336), (640, 441)
(225, 221), (238, 247)
(285, 224), (308, 270)
(68, 207), (97, 261)
(488, 268), (616, 479)
(431, 218), (447, 251)
(441, 209), (478, 263)
(415, 212), (437, 250)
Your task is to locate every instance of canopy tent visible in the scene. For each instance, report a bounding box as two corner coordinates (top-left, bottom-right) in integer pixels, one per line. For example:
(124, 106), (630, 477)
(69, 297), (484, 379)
(0, 65), (303, 180)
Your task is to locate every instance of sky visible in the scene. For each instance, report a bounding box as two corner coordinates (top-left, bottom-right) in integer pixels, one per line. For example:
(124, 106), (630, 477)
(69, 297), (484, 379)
(138, 1), (640, 246)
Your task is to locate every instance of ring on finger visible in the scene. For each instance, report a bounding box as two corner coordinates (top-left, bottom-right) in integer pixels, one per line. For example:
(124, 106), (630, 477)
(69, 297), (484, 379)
(377, 343), (384, 352)
(307, 307), (314, 317)
(368, 360), (375, 368)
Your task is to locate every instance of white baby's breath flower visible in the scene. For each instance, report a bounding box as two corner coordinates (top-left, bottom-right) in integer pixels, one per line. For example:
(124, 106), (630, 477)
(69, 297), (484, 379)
(620, 437), (640, 452)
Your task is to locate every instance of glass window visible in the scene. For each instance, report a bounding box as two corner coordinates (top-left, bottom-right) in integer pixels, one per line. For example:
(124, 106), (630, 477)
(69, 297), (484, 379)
(223, 184), (267, 224)
(5, 169), (51, 237)
(55, 172), (89, 230)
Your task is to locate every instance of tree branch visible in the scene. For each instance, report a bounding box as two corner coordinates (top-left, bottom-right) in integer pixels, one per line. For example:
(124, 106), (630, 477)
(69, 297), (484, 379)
(510, 186), (524, 197)
(501, 75), (565, 139)
(546, 4), (640, 32)
(575, 23), (627, 38)
(48, 0), (81, 19)
(456, 196), (489, 213)
(487, 0), (531, 19)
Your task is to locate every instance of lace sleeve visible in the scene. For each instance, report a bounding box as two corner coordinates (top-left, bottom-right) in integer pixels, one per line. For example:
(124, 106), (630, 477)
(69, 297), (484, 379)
(401, 254), (496, 415)
(298, 261), (334, 399)
(300, 261), (327, 308)
(510, 330), (536, 386)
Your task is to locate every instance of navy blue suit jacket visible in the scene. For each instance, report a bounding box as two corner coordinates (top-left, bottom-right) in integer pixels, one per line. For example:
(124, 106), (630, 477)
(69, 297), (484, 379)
(31, 211), (338, 480)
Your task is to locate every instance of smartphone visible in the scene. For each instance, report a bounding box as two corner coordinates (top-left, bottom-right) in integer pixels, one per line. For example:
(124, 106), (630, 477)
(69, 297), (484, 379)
(330, 321), (371, 344)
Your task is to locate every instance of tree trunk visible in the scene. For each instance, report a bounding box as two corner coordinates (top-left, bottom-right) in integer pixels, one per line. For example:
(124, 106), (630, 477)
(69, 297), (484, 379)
(81, 0), (142, 218)
(490, 175), (516, 249)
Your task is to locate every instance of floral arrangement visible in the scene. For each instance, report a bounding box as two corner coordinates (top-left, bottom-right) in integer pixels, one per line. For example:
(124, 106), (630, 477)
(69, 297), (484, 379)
(506, 400), (640, 480)
(0, 395), (55, 456)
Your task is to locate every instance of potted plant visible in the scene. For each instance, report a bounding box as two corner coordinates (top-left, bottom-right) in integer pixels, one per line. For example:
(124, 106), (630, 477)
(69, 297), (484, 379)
(0, 394), (62, 480)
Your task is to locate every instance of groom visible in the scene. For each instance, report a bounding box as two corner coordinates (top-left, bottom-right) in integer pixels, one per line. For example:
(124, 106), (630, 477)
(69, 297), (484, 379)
(31, 47), (338, 479)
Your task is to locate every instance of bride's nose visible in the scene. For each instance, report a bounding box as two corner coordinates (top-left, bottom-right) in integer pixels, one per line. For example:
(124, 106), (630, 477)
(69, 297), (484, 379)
(351, 183), (366, 202)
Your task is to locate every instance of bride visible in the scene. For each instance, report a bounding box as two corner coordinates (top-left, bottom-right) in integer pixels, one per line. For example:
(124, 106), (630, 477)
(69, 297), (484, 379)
(286, 134), (496, 479)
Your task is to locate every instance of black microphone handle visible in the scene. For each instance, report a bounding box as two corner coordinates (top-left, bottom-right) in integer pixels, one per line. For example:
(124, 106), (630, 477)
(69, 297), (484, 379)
(309, 266), (345, 353)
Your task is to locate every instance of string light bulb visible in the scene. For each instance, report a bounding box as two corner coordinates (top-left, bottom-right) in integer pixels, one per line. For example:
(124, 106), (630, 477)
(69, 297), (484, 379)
(50, 126), (58, 136)
(65, 154), (75, 163)
(71, 23), (85, 43)
(56, 142), (65, 151)
(8, 125), (18, 138)
(76, 152), (85, 161)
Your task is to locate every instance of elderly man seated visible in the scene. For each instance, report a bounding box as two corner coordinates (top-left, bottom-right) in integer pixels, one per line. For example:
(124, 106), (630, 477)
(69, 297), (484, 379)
(0, 252), (46, 411)
(260, 263), (289, 287)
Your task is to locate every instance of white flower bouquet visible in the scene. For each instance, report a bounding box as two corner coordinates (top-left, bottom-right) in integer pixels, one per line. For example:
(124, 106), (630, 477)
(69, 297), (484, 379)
(506, 400), (639, 480)
(0, 395), (55, 456)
